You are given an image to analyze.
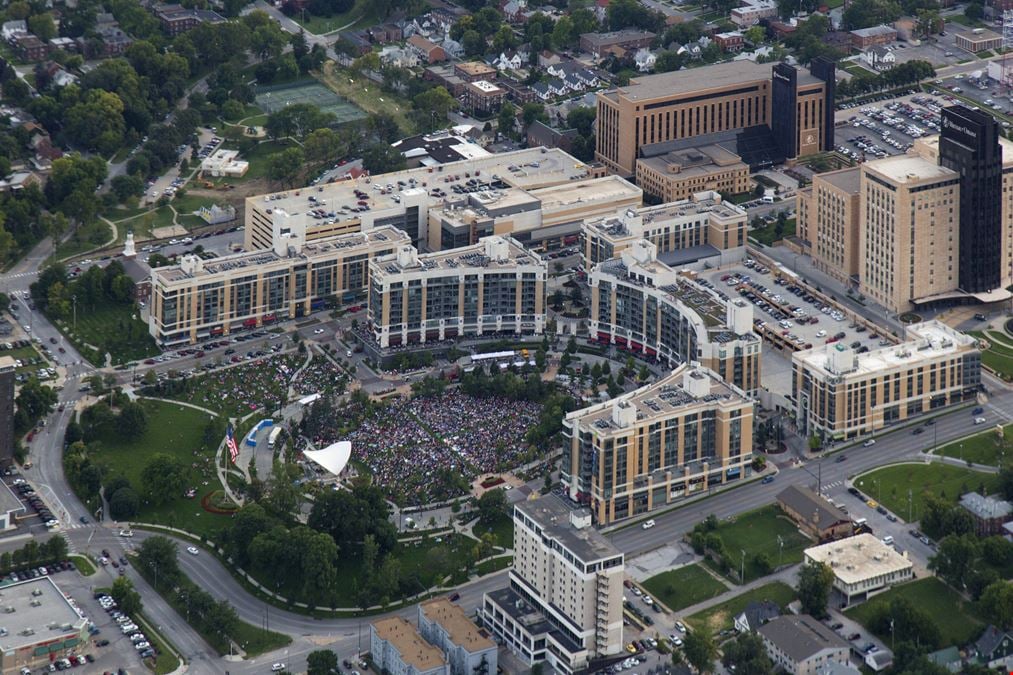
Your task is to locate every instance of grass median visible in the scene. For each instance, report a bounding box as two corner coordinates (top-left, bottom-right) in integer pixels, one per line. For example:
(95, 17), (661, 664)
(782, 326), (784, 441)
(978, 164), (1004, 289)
(70, 555), (96, 576)
(135, 612), (182, 675)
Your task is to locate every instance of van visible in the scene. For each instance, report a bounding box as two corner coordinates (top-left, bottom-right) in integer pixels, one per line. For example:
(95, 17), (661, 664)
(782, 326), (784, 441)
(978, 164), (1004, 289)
(853, 517), (867, 528)
(882, 535), (894, 545)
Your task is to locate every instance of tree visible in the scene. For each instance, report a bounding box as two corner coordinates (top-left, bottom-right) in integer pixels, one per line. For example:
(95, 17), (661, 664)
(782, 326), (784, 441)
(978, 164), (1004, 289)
(267, 146), (305, 187)
(477, 488), (507, 527)
(980, 580), (1013, 630)
(842, 0), (902, 30)
(109, 486), (140, 520)
(965, 1), (984, 21)
(797, 561), (834, 619)
(683, 629), (717, 673)
(721, 631), (773, 674)
(498, 101), (517, 138)
(362, 142), (406, 174)
(117, 401), (148, 440)
(929, 534), (980, 591)
(915, 8), (943, 38)
(412, 86), (456, 131)
(307, 649), (339, 675)
(140, 454), (186, 505)
(111, 175), (144, 204)
(111, 576), (143, 616)
(137, 536), (180, 590)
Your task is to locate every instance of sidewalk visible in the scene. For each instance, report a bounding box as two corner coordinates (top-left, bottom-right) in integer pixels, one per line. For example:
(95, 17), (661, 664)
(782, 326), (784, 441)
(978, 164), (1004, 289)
(670, 563), (800, 620)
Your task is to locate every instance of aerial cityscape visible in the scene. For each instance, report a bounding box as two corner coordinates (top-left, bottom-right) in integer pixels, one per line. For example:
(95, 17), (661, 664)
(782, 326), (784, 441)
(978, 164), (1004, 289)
(1, 0), (1013, 673)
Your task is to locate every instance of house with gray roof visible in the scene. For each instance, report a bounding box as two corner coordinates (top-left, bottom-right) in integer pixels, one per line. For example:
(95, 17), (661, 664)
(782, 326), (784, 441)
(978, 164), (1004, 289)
(973, 625), (1013, 668)
(733, 600), (780, 633)
(758, 614), (850, 675)
(777, 484), (852, 541)
(960, 491), (1013, 535)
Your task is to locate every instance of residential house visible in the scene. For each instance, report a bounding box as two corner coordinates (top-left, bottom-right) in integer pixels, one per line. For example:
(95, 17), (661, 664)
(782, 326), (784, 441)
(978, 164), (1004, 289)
(733, 600), (780, 634)
(531, 81), (553, 101)
(526, 120), (578, 152)
(463, 80), (506, 113)
(152, 4), (225, 36)
(850, 25), (897, 48)
(538, 50), (563, 68)
(492, 50), (525, 71)
(1, 20), (27, 41)
(714, 31), (745, 52)
(960, 492), (1013, 536)
(14, 34), (47, 62)
(776, 485), (852, 541)
(22, 121), (62, 166)
(441, 37), (463, 59)
(546, 62), (599, 89)
(48, 37), (77, 53)
(424, 64), (467, 95)
(865, 650), (893, 672)
(633, 47), (656, 72)
(497, 77), (537, 104)
(925, 646), (963, 673)
(860, 46), (895, 70)
(758, 615), (851, 675)
(407, 35), (447, 63)
(0, 171), (39, 193)
(580, 29), (656, 59)
(502, 0), (527, 21)
(94, 23), (133, 57)
(769, 21), (798, 39)
(337, 30), (372, 56)
(380, 45), (419, 69)
(368, 23), (403, 44)
(973, 625), (1013, 669)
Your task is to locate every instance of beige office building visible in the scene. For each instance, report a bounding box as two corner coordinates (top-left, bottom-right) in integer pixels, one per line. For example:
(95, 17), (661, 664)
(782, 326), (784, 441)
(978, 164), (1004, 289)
(580, 191), (748, 271)
(797, 167), (861, 285)
(244, 148), (623, 254)
(482, 496), (625, 673)
(589, 239), (762, 394)
(563, 364), (754, 525)
(804, 533), (914, 606)
(635, 145), (752, 202)
(366, 236), (546, 355)
(149, 213), (408, 345)
(792, 321), (980, 440)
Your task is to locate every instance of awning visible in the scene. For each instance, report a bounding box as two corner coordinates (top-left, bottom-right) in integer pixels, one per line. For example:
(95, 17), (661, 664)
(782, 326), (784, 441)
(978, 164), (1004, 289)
(304, 441), (352, 476)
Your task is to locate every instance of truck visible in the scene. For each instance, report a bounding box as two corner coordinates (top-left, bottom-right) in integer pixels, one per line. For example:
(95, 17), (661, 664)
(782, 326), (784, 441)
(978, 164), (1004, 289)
(268, 427), (282, 448)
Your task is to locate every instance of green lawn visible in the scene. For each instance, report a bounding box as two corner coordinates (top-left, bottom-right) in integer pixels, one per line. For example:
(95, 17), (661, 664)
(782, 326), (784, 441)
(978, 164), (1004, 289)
(704, 505), (812, 583)
(471, 511), (514, 549)
(115, 206), (175, 243)
(936, 421), (1013, 466)
(136, 613), (181, 674)
(229, 620), (293, 658)
(854, 463), (1001, 522)
(750, 217), (795, 246)
(948, 14), (985, 27)
(84, 399), (235, 537)
(643, 564), (728, 612)
(845, 577), (985, 648)
(219, 139), (297, 183)
(53, 300), (158, 366)
(292, 0), (383, 33)
(687, 582), (797, 634)
(54, 221), (113, 261)
(476, 555), (513, 575)
(70, 555), (96, 576)
(319, 62), (415, 134)
(970, 330), (1013, 381)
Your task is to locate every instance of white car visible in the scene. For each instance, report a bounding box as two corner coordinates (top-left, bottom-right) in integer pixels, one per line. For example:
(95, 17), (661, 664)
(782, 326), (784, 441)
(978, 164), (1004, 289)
(313, 328), (325, 334)
(187, 546), (199, 556)
(815, 330), (827, 338)
(975, 417), (987, 425)
(271, 665), (286, 673)
(642, 519), (655, 530)
(863, 439), (876, 447)
(119, 530), (134, 537)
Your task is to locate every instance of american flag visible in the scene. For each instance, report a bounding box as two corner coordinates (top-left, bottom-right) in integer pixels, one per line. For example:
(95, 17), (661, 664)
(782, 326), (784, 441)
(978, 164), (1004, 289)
(226, 423), (239, 464)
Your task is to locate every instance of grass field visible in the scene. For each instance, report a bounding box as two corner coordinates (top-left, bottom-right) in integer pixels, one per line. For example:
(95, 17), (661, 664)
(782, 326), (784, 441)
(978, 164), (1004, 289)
(54, 221), (113, 261)
(970, 330), (1013, 380)
(70, 555), (95, 576)
(471, 511), (514, 549)
(704, 505), (811, 583)
(54, 301), (158, 366)
(216, 139), (299, 183)
(255, 79), (366, 125)
(854, 463), (1001, 521)
(86, 399), (235, 537)
(318, 62), (415, 134)
(845, 577), (985, 648)
(936, 419), (1012, 466)
(643, 565), (728, 612)
(291, 0), (383, 33)
(114, 206), (175, 243)
(750, 217), (796, 246)
(687, 582), (797, 633)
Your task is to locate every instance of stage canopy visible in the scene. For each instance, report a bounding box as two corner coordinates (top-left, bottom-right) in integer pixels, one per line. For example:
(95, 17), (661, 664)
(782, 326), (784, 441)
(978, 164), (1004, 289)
(304, 441), (352, 476)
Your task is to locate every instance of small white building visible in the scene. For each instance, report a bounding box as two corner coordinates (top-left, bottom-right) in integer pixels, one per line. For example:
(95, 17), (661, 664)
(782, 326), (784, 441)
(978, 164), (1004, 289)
(803, 533), (913, 607)
(860, 46), (895, 70)
(201, 149), (248, 178)
(633, 48), (656, 72)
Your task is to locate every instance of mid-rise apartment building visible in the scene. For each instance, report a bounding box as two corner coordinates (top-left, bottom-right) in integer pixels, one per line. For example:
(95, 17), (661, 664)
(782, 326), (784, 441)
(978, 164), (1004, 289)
(371, 617), (449, 675)
(796, 167), (861, 285)
(803, 106), (1013, 312)
(793, 321), (980, 441)
(580, 191), (748, 271)
(589, 239), (762, 393)
(635, 144), (752, 203)
(482, 496), (625, 673)
(595, 59), (835, 177)
(148, 213), (409, 345)
(366, 236), (546, 356)
(244, 148), (625, 254)
(562, 364), (754, 524)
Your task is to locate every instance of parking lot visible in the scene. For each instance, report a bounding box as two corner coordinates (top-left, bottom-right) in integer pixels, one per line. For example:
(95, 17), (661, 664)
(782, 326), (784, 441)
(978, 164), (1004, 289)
(933, 70), (1013, 121)
(704, 260), (890, 395)
(834, 91), (951, 161)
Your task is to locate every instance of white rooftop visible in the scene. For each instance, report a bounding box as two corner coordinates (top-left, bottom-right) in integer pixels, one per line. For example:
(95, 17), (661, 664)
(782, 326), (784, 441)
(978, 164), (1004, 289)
(804, 533), (912, 586)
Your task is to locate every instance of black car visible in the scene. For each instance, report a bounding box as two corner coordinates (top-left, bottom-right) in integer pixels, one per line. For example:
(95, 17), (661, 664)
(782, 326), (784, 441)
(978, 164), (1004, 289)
(925, 418), (935, 426)
(912, 427), (924, 435)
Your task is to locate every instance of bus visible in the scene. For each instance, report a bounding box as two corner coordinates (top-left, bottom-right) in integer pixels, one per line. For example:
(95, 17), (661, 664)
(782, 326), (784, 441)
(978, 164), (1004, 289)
(268, 427), (282, 448)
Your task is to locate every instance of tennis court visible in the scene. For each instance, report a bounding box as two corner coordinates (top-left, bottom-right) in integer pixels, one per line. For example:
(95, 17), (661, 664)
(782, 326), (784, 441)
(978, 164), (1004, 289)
(255, 80), (366, 124)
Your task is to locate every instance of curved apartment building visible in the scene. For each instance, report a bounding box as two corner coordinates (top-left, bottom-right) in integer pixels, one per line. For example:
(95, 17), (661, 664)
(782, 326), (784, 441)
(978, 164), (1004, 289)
(589, 239), (761, 395)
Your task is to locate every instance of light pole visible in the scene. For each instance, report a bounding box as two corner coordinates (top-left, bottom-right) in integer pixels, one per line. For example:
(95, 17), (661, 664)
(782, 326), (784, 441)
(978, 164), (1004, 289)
(740, 549), (746, 584)
(72, 295), (77, 330)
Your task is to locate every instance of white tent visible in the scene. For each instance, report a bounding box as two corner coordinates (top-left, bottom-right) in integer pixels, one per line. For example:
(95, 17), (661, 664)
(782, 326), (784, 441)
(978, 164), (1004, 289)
(304, 441), (352, 476)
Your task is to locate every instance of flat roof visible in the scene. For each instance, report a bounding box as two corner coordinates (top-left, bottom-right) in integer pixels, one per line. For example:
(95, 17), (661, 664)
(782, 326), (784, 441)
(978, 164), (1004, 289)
(794, 321), (976, 377)
(862, 153), (956, 185)
(372, 236), (541, 276)
(616, 61), (772, 102)
(815, 166), (861, 194)
(153, 226), (410, 284)
(566, 365), (750, 430)
(372, 617), (446, 671)
(516, 495), (622, 564)
(957, 28), (1002, 40)
(248, 148), (590, 221)
(420, 598), (495, 653)
(804, 533), (912, 586)
(850, 25), (896, 37)
(0, 578), (86, 652)
(530, 176), (641, 212)
(758, 614), (849, 662)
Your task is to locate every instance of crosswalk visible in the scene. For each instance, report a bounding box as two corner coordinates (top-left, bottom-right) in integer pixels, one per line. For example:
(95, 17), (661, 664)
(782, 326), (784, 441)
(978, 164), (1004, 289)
(822, 479), (845, 491)
(1, 272), (37, 281)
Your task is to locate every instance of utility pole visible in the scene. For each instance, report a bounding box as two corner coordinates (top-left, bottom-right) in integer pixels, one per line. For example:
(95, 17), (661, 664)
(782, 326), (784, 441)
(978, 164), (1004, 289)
(908, 489), (913, 522)
(740, 549), (746, 584)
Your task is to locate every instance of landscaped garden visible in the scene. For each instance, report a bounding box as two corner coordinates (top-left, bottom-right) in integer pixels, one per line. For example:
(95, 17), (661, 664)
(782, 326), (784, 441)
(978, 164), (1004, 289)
(845, 577), (985, 648)
(55, 299), (158, 366)
(936, 421), (1012, 466)
(854, 463), (1002, 522)
(692, 506), (811, 583)
(687, 582), (797, 633)
(643, 564), (728, 612)
(969, 330), (1013, 381)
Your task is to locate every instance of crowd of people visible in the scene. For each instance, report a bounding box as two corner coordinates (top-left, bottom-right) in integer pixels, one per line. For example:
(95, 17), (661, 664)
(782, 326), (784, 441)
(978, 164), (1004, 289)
(323, 390), (542, 505)
(164, 354), (302, 418)
(292, 356), (347, 397)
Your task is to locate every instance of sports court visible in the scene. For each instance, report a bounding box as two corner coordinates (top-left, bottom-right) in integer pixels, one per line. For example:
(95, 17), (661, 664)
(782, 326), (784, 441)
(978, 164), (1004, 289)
(255, 79), (366, 124)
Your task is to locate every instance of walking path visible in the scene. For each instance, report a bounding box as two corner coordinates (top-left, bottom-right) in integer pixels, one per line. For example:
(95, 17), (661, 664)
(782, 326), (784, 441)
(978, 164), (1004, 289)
(670, 563), (800, 621)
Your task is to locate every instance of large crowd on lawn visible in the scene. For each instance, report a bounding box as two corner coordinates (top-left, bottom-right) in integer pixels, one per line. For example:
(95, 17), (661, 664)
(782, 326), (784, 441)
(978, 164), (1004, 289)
(170, 353), (302, 417)
(312, 390), (542, 504)
(292, 356), (347, 397)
